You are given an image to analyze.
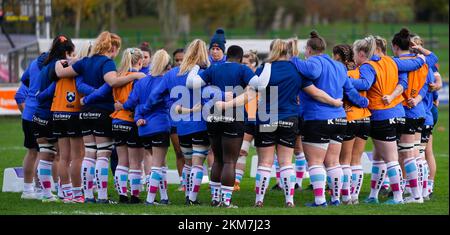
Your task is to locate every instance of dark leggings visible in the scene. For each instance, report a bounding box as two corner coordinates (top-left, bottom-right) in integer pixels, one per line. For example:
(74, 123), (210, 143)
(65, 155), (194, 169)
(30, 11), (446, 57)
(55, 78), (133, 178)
(209, 135), (243, 187)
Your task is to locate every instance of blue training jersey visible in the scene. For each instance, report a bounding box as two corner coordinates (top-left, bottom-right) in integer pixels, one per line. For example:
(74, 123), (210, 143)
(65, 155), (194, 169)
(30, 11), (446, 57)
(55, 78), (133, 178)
(291, 54), (367, 121)
(253, 61), (313, 124)
(145, 67), (209, 136)
(72, 54), (116, 112)
(22, 53), (48, 121)
(123, 75), (170, 137)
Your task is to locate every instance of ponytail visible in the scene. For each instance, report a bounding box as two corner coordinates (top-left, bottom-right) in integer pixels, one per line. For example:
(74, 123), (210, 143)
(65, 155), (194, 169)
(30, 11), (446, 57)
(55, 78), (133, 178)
(353, 35), (376, 60)
(91, 31), (122, 56)
(287, 38), (299, 58)
(44, 35), (75, 65)
(179, 39), (210, 75)
(118, 48), (144, 76)
(374, 36), (387, 54)
(333, 44), (355, 70)
(150, 49), (171, 77)
(267, 39), (288, 63)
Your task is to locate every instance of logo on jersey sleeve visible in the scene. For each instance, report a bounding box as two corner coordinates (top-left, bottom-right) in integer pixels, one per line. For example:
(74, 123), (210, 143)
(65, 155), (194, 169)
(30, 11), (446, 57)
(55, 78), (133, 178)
(66, 92), (76, 103)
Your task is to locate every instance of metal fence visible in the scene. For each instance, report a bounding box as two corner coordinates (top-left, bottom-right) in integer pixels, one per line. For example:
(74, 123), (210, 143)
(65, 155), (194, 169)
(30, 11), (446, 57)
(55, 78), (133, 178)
(1, 40), (40, 83)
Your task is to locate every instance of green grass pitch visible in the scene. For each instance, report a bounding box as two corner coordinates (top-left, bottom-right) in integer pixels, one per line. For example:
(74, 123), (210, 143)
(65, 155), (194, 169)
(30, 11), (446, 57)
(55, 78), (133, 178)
(0, 107), (448, 215)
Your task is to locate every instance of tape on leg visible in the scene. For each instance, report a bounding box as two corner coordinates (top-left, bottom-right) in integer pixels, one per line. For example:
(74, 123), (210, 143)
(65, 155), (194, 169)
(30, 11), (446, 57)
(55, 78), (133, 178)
(237, 156), (247, 164)
(240, 140), (251, 153)
(181, 147), (193, 159)
(302, 142), (329, 151)
(192, 145), (209, 158)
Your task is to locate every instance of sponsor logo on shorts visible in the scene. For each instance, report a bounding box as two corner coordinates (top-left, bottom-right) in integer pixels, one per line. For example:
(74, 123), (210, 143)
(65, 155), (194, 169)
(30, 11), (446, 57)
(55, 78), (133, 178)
(112, 124), (132, 132)
(81, 112), (102, 120)
(279, 139), (291, 145)
(207, 115), (235, 123)
(386, 136), (397, 140)
(53, 113), (72, 121)
(328, 118), (347, 125)
(32, 116), (49, 125)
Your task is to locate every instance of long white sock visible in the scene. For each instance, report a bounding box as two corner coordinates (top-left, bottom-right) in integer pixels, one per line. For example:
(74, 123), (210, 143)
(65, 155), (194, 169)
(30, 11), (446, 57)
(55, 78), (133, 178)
(81, 157), (96, 199)
(114, 165), (129, 196)
(404, 157), (421, 199)
(160, 166), (168, 200)
(72, 187), (83, 198)
(255, 166), (272, 203)
(221, 185), (234, 206)
(182, 164), (192, 198)
(386, 161), (403, 202)
(327, 165), (343, 202)
(189, 165), (204, 201)
(95, 157), (110, 200)
(235, 169), (244, 184)
(341, 165), (352, 202)
(422, 161), (430, 198)
(129, 170), (142, 197)
(274, 154), (281, 186)
(23, 183), (34, 193)
(416, 157), (425, 195)
(369, 161), (387, 199)
(428, 179), (434, 194)
(210, 181), (221, 202)
(146, 167), (162, 203)
(309, 165), (326, 205)
(351, 165), (364, 201)
(295, 153), (306, 187)
(37, 160), (53, 197)
(280, 165), (296, 204)
(61, 183), (73, 199)
(235, 155), (246, 184)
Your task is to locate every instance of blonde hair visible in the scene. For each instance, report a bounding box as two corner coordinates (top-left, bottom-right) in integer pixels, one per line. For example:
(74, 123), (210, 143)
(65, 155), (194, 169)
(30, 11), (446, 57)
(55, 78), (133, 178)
(286, 38), (299, 58)
(178, 39), (210, 75)
(374, 36), (387, 54)
(267, 39), (288, 63)
(410, 35), (424, 46)
(410, 35), (424, 54)
(243, 50), (259, 67)
(91, 31), (122, 56)
(76, 41), (92, 59)
(118, 48), (144, 76)
(150, 49), (171, 77)
(353, 35), (376, 59)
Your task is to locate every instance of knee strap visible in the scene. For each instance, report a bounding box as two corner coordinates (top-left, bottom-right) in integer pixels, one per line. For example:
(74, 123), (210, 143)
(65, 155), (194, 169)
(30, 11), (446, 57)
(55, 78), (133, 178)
(181, 147), (193, 159)
(397, 143), (415, 153)
(97, 142), (114, 154)
(38, 143), (57, 155)
(192, 146), (209, 158)
(84, 142), (97, 153)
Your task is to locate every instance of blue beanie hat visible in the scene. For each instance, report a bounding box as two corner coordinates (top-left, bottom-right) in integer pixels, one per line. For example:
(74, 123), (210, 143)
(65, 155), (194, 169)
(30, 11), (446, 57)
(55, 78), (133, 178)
(209, 28), (226, 52)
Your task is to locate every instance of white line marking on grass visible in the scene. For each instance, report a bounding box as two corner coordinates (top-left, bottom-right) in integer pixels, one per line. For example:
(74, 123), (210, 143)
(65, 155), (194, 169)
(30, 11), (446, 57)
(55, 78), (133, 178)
(0, 146), (25, 151)
(50, 210), (127, 215)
